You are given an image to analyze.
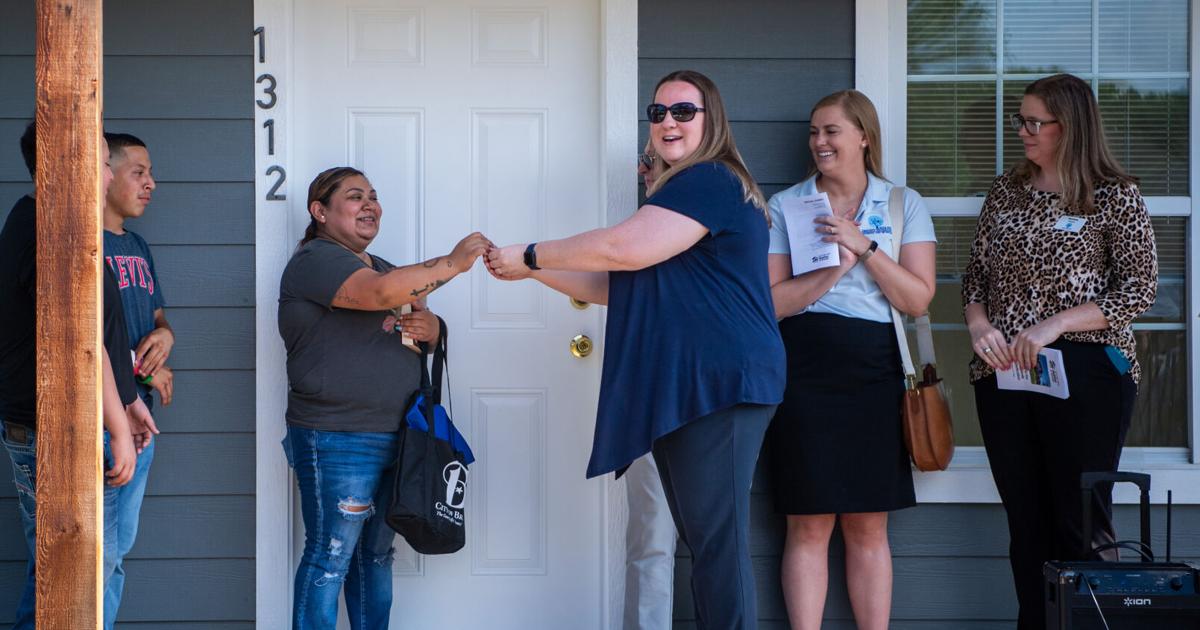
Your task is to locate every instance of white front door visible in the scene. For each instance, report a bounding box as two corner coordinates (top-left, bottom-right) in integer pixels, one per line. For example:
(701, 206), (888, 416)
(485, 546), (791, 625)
(291, 1), (605, 627)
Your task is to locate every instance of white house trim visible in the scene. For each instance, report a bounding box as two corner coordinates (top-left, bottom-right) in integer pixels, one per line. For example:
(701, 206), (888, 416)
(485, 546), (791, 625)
(254, 0), (295, 626)
(252, 0), (639, 624)
(857, 0), (1200, 504)
(1187, 0), (1200, 464)
(601, 1), (638, 627)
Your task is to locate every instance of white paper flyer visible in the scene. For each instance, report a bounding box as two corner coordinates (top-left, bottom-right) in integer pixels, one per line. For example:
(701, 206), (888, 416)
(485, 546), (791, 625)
(996, 348), (1070, 399)
(780, 192), (840, 276)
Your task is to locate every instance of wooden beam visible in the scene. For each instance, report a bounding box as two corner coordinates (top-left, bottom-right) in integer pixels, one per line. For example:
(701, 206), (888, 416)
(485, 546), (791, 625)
(34, 1), (104, 628)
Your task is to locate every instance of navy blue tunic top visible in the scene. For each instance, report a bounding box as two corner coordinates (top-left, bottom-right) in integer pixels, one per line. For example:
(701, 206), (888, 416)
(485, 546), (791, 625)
(586, 162), (786, 478)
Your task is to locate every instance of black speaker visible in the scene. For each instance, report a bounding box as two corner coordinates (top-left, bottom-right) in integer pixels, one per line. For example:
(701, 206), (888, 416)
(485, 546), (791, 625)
(1044, 472), (1200, 629)
(1044, 560), (1200, 629)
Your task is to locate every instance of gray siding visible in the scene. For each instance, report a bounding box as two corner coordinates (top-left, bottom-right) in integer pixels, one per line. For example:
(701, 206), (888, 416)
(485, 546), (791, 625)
(0, 1), (253, 628)
(640, 1), (1200, 627)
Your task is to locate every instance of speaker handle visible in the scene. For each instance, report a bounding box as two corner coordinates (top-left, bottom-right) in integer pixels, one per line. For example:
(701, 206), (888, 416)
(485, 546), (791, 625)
(1081, 471), (1151, 562)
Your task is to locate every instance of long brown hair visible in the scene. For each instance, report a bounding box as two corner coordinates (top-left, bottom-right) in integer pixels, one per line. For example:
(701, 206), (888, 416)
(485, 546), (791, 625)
(1013, 74), (1134, 214)
(808, 90), (884, 179)
(646, 70), (767, 218)
(298, 166), (365, 248)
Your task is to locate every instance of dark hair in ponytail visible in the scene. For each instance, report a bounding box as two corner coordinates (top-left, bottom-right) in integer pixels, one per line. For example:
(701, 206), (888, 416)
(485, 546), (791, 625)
(299, 166), (366, 248)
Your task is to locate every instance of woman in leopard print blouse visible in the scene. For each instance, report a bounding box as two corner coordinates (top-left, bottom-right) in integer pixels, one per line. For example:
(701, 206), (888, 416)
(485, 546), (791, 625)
(962, 73), (1158, 630)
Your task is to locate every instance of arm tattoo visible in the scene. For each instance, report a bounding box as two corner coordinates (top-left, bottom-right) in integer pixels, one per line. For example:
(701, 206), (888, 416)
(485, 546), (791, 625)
(409, 278), (448, 298)
(336, 288), (361, 306)
(422, 257), (442, 268)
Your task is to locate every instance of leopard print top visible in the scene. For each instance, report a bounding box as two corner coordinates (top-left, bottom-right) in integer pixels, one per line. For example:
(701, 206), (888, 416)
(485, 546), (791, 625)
(962, 171), (1158, 384)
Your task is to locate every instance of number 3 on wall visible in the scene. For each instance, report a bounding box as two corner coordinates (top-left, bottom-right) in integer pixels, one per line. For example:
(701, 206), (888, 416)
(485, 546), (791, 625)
(256, 74), (277, 110)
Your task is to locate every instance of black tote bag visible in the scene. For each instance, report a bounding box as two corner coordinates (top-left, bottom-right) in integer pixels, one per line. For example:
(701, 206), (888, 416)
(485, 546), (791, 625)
(386, 316), (473, 554)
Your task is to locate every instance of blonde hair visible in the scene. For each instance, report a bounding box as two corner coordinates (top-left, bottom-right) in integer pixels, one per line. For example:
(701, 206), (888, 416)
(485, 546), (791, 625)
(1013, 73), (1134, 214)
(646, 70), (768, 219)
(808, 90), (884, 179)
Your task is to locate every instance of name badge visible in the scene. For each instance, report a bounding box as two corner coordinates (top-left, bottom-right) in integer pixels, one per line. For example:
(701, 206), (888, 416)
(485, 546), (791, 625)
(1053, 216), (1087, 233)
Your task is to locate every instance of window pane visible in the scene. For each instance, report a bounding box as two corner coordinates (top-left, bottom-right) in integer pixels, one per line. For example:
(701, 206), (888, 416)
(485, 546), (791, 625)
(1001, 79), (1031, 170)
(1142, 217), (1186, 323)
(1099, 0), (1189, 74)
(908, 82), (996, 196)
(1003, 0), (1093, 74)
(1099, 80), (1190, 196)
(909, 1), (1191, 195)
(908, 0), (997, 75)
(924, 218), (1187, 447)
(1127, 331), (1187, 447)
(929, 329), (985, 446)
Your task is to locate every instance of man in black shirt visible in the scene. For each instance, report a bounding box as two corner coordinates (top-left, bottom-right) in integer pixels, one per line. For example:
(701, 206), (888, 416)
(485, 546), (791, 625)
(0, 121), (148, 629)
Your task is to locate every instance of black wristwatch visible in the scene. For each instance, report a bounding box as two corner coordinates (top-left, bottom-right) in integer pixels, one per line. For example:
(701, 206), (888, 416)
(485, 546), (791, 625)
(858, 240), (879, 262)
(523, 242), (541, 270)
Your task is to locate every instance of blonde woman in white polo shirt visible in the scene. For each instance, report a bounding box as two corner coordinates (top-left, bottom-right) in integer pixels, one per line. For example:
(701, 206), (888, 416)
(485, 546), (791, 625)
(765, 90), (937, 630)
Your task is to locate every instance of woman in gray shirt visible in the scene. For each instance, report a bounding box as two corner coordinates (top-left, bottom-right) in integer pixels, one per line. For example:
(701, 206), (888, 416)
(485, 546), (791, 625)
(278, 166), (490, 630)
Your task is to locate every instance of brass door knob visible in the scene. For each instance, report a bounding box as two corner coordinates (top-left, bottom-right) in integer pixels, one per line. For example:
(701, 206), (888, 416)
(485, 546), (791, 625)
(570, 334), (593, 358)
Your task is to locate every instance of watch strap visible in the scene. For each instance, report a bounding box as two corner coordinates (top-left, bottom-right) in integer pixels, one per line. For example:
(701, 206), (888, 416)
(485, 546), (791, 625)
(859, 240), (879, 261)
(523, 242), (541, 270)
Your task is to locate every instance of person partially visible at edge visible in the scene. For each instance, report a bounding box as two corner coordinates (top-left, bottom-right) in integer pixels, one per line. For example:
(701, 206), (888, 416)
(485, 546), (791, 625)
(486, 70), (785, 628)
(764, 89), (937, 630)
(0, 122), (152, 630)
(623, 140), (679, 630)
(101, 131), (171, 630)
(278, 166), (491, 630)
(962, 73), (1158, 630)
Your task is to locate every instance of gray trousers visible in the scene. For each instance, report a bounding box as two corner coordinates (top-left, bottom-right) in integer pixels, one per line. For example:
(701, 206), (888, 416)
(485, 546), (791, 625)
(623, 453), (678, 630)
(652, 404), (775, 630)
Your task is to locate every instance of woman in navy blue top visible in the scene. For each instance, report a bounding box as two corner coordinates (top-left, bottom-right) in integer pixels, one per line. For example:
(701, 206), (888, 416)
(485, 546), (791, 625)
(488, 70), (785, 628)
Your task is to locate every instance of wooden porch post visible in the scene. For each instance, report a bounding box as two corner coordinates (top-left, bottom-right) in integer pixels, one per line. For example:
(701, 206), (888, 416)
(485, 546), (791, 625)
(34, 0), (104, 628)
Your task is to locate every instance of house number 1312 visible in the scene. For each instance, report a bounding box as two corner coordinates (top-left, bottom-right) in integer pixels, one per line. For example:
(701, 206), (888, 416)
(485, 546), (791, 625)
(255, 25), (286, 201)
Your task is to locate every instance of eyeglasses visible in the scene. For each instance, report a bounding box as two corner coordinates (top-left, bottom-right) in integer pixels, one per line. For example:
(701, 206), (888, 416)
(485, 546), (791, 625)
(637, 152), (656, 170)
(646, 102), (706, 124)
(1010, 113), (1059, 135)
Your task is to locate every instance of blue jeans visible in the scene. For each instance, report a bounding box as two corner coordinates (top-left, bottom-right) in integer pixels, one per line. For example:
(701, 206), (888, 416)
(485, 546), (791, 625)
(1, 421), (37, 630)
(102, 432), (155, 630)
(283, 426), (400, 630)
(2, 421), (148, 630)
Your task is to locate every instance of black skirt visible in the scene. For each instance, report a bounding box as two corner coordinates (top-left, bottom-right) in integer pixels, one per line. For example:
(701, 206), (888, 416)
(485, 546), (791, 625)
(767, 312), (916, 514)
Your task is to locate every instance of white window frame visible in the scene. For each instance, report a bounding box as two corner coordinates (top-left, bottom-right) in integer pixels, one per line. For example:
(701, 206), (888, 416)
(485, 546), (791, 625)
(856, 0), (1200, 503)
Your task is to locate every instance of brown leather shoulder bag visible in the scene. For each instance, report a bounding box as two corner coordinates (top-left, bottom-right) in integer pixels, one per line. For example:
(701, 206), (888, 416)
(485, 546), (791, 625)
(888, 186), (954, 472)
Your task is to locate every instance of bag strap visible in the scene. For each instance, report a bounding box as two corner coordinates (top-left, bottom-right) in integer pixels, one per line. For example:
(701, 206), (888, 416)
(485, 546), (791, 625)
(886, 186), (937, 381)
(411, 316), (451, 437)
(431, 316), (448, 404)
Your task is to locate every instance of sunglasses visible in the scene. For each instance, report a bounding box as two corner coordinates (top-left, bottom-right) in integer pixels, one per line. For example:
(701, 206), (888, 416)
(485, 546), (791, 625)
(646, 102), (706, 124)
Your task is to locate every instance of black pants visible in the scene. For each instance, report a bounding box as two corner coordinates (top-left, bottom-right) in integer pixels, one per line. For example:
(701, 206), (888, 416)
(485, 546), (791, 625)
(974, 341), (1136, 630)
(652, 403), (775, 630)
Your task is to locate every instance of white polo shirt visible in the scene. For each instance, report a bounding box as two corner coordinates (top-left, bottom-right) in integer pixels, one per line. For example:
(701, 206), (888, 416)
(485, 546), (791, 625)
(767, 173), (937, 323)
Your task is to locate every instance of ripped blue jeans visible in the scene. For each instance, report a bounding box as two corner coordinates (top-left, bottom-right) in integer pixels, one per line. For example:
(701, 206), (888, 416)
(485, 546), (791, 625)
(283, 426), (400, 630)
